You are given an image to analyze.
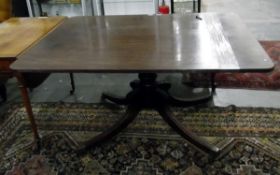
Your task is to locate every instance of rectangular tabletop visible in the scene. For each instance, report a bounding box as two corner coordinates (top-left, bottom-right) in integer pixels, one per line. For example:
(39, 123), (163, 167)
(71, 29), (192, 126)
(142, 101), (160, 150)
(11, 13), (274, 73)
(0, 16), (65, 60)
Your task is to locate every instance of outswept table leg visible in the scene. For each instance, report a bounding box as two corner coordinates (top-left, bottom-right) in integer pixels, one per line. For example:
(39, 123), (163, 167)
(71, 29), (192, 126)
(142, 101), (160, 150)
(101, 93), (129, 105)
(156, 105), (219, 157)
(77, 105), (141, 154)
(15, 72), (40, 152)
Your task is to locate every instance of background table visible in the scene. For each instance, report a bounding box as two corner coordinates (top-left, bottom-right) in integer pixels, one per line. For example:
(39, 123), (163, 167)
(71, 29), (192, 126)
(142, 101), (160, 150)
(11, 13), (274, 156)
(0, 17), (65, 62)
(0, 16), (65, 100)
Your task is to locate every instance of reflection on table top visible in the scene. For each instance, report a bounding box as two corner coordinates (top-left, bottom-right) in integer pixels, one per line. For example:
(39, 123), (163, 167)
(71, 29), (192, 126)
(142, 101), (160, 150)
(12, 13), (274, 73)
(0, 16), (65, 59)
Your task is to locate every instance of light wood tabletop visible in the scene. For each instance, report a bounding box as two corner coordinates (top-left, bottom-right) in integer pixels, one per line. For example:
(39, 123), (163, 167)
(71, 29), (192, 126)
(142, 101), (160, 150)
(0, 16), (66, 73)
(12, 13), (274, 73)
(0, 16), (65, 59)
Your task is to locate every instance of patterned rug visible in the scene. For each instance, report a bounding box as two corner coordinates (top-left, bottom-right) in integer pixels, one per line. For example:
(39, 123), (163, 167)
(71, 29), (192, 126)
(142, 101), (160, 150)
(1, 103), (280, 174)
(185, 41), (280, 90)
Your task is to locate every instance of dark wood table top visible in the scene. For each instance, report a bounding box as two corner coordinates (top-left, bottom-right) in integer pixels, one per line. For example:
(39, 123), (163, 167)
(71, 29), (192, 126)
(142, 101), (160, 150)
(11, 13), (274, 73)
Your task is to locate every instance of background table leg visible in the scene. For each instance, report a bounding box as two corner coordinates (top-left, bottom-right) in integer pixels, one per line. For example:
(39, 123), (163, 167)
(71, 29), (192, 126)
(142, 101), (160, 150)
(15, 72), (40, 150)
(69, 73), (75, 94)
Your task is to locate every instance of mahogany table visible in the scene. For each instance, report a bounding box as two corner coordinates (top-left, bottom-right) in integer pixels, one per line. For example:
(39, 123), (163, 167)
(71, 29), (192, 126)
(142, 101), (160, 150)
(11, 13), (274, 157)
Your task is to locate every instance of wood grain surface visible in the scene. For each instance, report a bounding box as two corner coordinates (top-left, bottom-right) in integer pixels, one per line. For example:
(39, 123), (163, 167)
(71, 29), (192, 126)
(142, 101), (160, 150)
(12, 14), (274, 73)
(0, 16), (65, 59)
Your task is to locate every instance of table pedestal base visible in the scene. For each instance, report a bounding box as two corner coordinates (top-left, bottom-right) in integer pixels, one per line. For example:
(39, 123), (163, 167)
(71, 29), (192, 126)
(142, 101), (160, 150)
(78, 73), (219, 157)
